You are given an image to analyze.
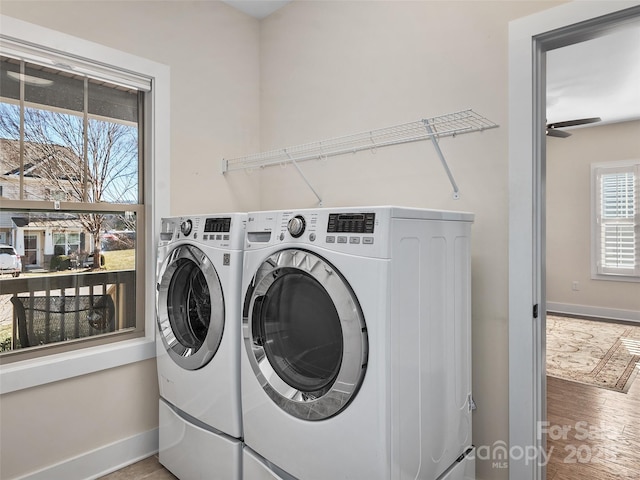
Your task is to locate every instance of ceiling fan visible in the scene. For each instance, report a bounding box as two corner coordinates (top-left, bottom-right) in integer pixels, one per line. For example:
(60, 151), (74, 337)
(546, 117), (602, 138)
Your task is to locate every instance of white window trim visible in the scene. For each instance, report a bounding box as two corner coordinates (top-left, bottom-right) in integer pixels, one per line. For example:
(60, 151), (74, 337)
(591, 159), (640, 282)
(0, 15), (170, 394)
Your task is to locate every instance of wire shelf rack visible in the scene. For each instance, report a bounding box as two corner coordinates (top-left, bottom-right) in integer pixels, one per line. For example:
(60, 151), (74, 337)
(220, 109), (498, 174)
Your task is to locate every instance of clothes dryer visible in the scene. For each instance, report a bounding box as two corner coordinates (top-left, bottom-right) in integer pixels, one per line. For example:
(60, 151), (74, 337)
(241, 206), (475, 480)
(156, 213), (245, 479)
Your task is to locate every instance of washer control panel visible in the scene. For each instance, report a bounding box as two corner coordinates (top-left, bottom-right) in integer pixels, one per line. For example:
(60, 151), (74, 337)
(327, 213), (375, 234)
(324, 212), (376, 246)
(246, 209), (385, 256)
(245, 207), (471, 257)
(160, 214), (246, 249)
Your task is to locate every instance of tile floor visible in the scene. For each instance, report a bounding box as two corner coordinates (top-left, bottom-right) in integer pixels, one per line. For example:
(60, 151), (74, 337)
(98, 455), (177, 480)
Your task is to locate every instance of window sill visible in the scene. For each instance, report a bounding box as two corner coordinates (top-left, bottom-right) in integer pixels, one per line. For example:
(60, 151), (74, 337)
(592, 273), (640, 283)
(0, 336), (156, 394)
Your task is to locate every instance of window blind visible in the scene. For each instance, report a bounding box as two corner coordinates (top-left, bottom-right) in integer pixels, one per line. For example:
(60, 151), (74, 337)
(0, 35), (152, 92)
(596, 165), (639, 277)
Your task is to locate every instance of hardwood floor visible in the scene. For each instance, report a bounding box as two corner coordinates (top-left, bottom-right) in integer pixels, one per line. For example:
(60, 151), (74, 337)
(102, 373), (640, 480)
(546, 373), (640, 480)
(98, 455), (176, 480)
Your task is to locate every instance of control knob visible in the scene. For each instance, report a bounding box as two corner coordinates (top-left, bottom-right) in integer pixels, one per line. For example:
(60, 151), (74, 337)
(287, 215), (306, 238)
(180, 219), (193, 236)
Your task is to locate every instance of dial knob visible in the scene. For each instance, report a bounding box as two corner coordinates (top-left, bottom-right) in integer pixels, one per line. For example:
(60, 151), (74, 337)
(287, 215), (306, 238)
(180, 219), (193, 236)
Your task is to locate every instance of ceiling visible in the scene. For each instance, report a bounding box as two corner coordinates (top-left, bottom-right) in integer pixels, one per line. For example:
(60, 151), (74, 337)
(546, 21), (640, 129)
(222, 0), (291, 19)
(224, 1), (640, 130)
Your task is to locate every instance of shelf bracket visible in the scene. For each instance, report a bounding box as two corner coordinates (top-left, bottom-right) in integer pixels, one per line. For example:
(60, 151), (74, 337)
(285, 149), (323, 206)
(423, 119), (460, 200)
(221, 110), (499, 203)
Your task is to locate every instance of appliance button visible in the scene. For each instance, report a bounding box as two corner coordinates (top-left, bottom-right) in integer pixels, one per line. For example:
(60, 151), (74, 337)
(349, 237), (360, 244)
(309, 233), (316, 242)
(363, 237), (374, 245)
(337, 236), (348, 244)
(326, 236), (336, 243)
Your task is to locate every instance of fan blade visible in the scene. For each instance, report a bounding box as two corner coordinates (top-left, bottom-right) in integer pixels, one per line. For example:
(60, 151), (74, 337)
(546, 128), (572, 138)
(547, 117), (601, 129)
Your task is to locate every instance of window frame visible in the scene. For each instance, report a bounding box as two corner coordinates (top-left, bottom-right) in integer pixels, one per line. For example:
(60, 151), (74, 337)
(591, 159), (640, 282)
(0, 15), (169, 393)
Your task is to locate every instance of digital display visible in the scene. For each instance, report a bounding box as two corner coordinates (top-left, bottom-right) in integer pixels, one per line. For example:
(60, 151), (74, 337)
(204, 217), (231, 233)
(327, 213), (375, 233)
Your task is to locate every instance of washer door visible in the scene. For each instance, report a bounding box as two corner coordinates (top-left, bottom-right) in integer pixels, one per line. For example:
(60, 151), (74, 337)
(243, 249), (368, 420)
(157, 244), (224, 370)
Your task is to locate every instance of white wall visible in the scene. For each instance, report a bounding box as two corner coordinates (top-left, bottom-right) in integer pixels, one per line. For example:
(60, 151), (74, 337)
(0, 1), (576, 479)
(255, 2), (562, 479)
(0, 359), (159, 479)
(0, 1), (260, 478)
(1, 0), (262, 216)
(546, 120), (640, 319)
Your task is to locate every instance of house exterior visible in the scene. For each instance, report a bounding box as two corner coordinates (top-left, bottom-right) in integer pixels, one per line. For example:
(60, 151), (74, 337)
(0, 138), (92, 269)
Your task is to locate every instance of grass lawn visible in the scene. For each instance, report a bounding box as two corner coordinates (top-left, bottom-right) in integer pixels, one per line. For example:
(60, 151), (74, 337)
(102, 249), (135, 270)
(0, 323), (12, 352)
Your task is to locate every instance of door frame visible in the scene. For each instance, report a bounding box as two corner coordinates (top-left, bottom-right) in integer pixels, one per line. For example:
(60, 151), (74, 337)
(508, 2), (640, 479)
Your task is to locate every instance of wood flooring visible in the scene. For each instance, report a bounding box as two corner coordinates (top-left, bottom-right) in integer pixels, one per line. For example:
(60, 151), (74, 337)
(103, 375), (640, 480)
(98, 455), (176, 480)
(546, 373), (640, 480)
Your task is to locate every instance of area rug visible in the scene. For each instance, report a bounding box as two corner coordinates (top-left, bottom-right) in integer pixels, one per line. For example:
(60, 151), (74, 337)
(546, 314), (640, 393)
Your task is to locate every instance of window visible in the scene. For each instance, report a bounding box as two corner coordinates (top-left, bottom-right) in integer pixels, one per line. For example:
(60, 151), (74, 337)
(592, 161), (640, 280)
(0, 17), (170, 375)
(53, 232), (80, 255)
(0, 16), (168, 392)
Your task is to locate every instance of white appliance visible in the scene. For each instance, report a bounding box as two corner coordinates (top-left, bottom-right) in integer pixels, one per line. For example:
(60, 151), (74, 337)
(156, 213), (246, 479)
(241, 206), (475, 480)
(243, 446), (298, 480)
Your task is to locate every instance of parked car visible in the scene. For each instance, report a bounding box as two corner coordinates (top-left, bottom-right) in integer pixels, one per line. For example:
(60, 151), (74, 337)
(81, 253), (105, 268)
(0, 244), (22, 277)
(101, 231), (135, 251)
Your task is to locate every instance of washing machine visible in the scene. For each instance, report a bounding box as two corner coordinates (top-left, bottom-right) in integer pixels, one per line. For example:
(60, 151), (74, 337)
(243, 446), (298, 480)
(156, 213), (246, 479)
(241, 206), (475, 480)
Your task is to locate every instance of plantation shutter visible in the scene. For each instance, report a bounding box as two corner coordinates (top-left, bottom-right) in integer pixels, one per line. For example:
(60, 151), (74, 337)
(596, 164), (639, 277)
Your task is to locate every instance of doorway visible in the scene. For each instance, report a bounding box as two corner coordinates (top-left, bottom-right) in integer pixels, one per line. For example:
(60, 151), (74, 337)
(23, 234), (38, 267)
(508, 3), (640, 480)
(544, 25), (640, 478)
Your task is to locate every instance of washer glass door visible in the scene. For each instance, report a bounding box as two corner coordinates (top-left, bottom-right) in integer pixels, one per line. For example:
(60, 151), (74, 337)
(244, 249), (368, 420)
(157, 244), (224, 370)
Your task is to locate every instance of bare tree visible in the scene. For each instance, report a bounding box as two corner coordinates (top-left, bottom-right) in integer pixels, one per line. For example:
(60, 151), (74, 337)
(0, 104), (138, 268)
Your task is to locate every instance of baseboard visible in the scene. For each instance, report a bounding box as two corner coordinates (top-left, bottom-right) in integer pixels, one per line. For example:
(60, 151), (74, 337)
(546, 302), (640, 323)
(15, 428), (158, 480)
